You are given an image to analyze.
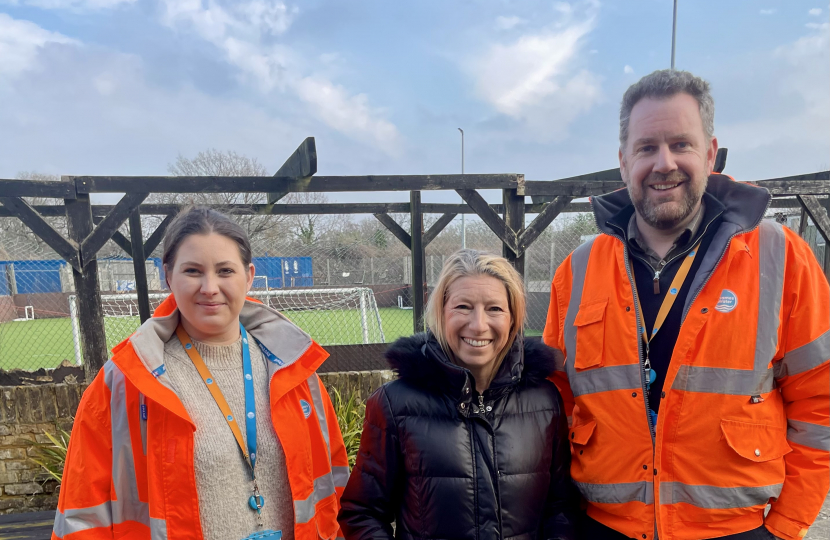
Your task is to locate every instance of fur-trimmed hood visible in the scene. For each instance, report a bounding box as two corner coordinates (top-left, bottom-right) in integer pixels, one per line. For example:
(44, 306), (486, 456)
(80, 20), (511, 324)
(384, 332), (560, 396)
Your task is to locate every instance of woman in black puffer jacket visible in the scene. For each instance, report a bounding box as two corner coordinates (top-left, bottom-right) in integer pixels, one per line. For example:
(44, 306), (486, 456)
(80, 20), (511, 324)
(338, 249), (576, 540)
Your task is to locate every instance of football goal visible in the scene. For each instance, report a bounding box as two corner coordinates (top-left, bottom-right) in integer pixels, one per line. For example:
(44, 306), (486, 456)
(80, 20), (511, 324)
(68, 287), (386, 365)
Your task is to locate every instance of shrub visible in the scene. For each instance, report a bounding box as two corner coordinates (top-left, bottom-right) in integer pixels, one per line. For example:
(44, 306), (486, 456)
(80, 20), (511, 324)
(328, 386), (366, 469)
(28, 427), (71, 483)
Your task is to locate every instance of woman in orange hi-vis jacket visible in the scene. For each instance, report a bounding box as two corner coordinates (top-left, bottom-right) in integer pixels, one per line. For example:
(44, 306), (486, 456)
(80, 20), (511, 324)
(53, 207), (348, 540)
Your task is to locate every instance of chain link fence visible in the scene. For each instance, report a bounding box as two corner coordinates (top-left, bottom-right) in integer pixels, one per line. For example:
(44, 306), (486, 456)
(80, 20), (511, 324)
(0, 199), (826, 373)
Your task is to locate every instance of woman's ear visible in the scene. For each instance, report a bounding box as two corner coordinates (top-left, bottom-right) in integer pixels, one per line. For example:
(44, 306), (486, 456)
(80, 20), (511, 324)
(246, 263), (255, 290)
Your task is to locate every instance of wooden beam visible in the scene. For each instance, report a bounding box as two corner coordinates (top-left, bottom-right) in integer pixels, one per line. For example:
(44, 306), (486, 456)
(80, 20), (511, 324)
(373, 214), (411, 248)
(410, 191), (425, 333)
(81, 192), (148, 265)
(72, 174), (522, 194)
(143, 213), (176, 259)
(753, 172), (830, 195)
(268, 137), (317, 204)
(714, 147), (728, 173)
(63, 182), (108, 380)
(0, 179), (77, 199)
(502, 188), (525, 273)
(518, 196), (573, 252)
(129, 211), (152, 323)
(796, 195), (830, 244)
(0, 196), (81, 271)
(423, 213), (457, 247)
(456, 189), (518, 255)
(525, 179), (625, 197)
(799, 206), (810, 237)
(93, 216), (132, 257)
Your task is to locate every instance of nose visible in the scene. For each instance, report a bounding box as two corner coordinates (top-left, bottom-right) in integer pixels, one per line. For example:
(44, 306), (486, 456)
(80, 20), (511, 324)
(468, 307), (487, 333)
(653, 144), (677, 175)
(200, 273), (220, 296)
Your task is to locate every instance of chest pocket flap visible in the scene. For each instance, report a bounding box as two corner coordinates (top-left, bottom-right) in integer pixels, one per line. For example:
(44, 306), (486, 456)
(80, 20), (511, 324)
(721, 420), (792, 463)
(570, 419), (597, 446)
(573, 299), (607, 370)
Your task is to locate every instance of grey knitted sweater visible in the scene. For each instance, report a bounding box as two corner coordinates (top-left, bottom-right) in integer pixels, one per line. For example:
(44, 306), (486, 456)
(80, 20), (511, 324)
(164, 335), (295, 540)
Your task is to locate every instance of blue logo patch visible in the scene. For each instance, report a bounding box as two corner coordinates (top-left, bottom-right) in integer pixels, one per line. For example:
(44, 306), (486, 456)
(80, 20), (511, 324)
(300, 400), (312, 418)
(715, 289), (738, 313)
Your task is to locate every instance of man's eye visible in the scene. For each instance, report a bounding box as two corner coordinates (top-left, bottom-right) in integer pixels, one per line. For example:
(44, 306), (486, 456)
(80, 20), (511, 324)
(674, 142), (689, 149)
(639, 145), (656, 153)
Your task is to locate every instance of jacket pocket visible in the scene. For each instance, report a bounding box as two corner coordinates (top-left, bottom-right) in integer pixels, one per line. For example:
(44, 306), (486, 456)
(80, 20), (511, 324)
(570, 419), (597, 446)
(721, 420), (792, 463)
(573, 299), (607, 370)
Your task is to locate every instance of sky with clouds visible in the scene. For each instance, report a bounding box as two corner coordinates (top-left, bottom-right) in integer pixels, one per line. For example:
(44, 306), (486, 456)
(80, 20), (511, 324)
(0, 0), (827, 205)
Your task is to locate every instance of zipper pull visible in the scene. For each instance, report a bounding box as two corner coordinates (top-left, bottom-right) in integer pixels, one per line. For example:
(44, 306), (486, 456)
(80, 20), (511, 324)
(653, 271), (661, 294)
(478, 395), (484, 409)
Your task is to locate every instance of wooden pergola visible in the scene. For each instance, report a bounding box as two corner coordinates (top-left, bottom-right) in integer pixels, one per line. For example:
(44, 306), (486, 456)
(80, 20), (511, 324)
(2, 138), (829, 380)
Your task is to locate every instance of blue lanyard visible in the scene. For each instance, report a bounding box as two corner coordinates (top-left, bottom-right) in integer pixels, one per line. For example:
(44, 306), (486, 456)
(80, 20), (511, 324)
(240, 324), (258, 471)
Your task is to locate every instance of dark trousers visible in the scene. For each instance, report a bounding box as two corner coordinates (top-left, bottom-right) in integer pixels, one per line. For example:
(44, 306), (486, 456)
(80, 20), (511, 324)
(579, 515), (777, 540)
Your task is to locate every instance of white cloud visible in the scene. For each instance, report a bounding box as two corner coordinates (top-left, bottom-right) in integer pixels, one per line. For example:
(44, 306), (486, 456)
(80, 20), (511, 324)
(759, 9), (776, 15)
(0, 13), (78, 81)
(495, 16), (525, 30)
(624, 65), (634, 74)
(159, 0), (400, 153)
(0, 0), (135, 9)
(470, 3), (600, 140)
(808, 8), (823, 16)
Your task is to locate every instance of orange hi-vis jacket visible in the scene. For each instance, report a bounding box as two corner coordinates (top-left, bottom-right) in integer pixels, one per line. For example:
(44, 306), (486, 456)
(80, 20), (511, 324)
(53, 295), (349, 540)
(544, 175), (830, 540)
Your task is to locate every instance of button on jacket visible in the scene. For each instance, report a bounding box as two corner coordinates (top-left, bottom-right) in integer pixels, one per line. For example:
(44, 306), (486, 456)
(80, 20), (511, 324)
(544, 175), (830, 540)
(53, 295), (349, 540)
(338, 333), (577, 540)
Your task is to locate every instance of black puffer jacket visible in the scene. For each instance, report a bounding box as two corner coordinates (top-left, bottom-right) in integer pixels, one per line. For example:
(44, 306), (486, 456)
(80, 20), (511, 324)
(338, 333), (577, 540)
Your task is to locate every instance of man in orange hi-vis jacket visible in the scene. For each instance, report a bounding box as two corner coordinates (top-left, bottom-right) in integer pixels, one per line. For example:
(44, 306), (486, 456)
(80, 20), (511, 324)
(544, 69), (829, 540)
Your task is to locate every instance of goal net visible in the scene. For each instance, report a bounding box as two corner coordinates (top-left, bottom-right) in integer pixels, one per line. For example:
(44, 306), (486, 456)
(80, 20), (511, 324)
(68, 287), (386, 365)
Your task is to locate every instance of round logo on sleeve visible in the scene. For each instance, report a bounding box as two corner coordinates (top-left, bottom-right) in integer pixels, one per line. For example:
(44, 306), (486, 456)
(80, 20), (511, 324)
(299, 400), (312, 418)
(715, 290), (738, 313)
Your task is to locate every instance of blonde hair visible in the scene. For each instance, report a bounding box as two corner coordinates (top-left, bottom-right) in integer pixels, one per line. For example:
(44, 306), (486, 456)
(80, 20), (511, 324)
(425, 249), (526, 381)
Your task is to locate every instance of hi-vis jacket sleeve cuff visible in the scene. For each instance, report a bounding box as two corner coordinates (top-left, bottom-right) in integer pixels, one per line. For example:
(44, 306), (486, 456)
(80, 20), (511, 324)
(766, 508), (809, 540)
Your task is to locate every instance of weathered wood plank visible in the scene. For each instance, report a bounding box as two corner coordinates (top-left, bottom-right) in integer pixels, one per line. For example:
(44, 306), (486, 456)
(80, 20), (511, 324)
(129, 210), (152, 323)
(72, 174), (522, 193)
(755, 174), (830, 195)
(457, 189), (519, 254)
(423, 213), (457, 247)
(796, 195), (830, 244)
(0, 196), (81, 271)
(518, 196), (573, 252)
(143, 213), (176, 259)
(80, 192), (148, 265)
(63, 182), (108, 380)
(502, 188), (525, 273)
(268, 137), (317, 204)
(524, 179), (625, 197)
(373, 213), (411, 248)
(94, 216), (132, 257)
(410, 191), (425, 333)
(0, 179), (77, 198)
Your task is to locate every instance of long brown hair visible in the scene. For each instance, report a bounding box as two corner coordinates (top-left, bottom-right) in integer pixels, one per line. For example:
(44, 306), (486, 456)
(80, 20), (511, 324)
(162, 207), (252, 277)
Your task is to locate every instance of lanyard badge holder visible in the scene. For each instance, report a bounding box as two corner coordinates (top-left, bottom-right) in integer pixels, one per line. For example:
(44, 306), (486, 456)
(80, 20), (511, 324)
(177, 323), (282, 540)
(632, 242), (701, 429)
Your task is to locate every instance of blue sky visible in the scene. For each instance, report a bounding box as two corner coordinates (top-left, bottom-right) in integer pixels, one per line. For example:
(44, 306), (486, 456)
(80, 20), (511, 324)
(1, 0), (827, 204)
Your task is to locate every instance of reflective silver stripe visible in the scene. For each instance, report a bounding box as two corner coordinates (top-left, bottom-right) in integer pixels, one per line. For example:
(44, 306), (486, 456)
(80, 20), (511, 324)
(307, 374), (331, 453)
(294, 472), (339, 524)
(755, 220), (786, 372)
(563, 239), (640, 396)
(659, 482), (782, 509)
(673, 221), (786, 395)
(332, 465), (350, 488)
(775, 330), (830, 379)
(53, 502), (112, 538)
(787, 419), (830, 451)
(672, 365), (774, 395)
(553, 347), (566, 372)
(574, 480), (654, 504)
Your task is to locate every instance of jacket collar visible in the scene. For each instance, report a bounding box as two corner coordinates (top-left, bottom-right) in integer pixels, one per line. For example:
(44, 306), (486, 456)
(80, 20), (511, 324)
(385, 332), (559, 400)
(112, 294), (322, 423)
(591, 174), (771, 239)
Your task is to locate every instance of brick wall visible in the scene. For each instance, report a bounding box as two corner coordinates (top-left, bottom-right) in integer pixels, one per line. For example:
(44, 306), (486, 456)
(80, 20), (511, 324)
(0, 370), (392, 515)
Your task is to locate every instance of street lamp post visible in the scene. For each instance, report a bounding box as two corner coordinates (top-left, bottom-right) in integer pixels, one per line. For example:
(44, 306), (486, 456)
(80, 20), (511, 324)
(671, 0), (678, 69)
(458, 128), (466, 248)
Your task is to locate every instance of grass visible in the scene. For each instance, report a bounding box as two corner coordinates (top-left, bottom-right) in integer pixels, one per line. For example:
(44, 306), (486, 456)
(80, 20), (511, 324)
(0, 308), (415, 372)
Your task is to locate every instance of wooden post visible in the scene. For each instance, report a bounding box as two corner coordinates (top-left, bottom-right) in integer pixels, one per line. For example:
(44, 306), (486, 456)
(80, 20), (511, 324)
(503, 188), (525, 276)
(410, 191), (425, 333)
(63, 179), (108, 380)
(129, 210), (151, 323)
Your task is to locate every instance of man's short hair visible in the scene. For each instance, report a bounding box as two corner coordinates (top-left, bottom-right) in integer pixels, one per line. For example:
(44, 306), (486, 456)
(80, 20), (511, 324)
(619, 69), (715, 149)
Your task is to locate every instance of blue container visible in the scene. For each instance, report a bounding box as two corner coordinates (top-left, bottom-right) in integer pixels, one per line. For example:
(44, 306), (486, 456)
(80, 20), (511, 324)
(3, 260), (66, 294)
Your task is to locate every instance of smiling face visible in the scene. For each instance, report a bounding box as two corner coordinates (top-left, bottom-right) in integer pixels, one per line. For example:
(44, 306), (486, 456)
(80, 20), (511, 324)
(443, 274), (512, 384)
(619, 93), (718, 231)
(165, 233), (255, 344)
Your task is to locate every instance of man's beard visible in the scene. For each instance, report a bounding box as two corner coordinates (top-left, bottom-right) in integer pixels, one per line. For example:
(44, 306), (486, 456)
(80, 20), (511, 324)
(629, 170), (707, 231)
